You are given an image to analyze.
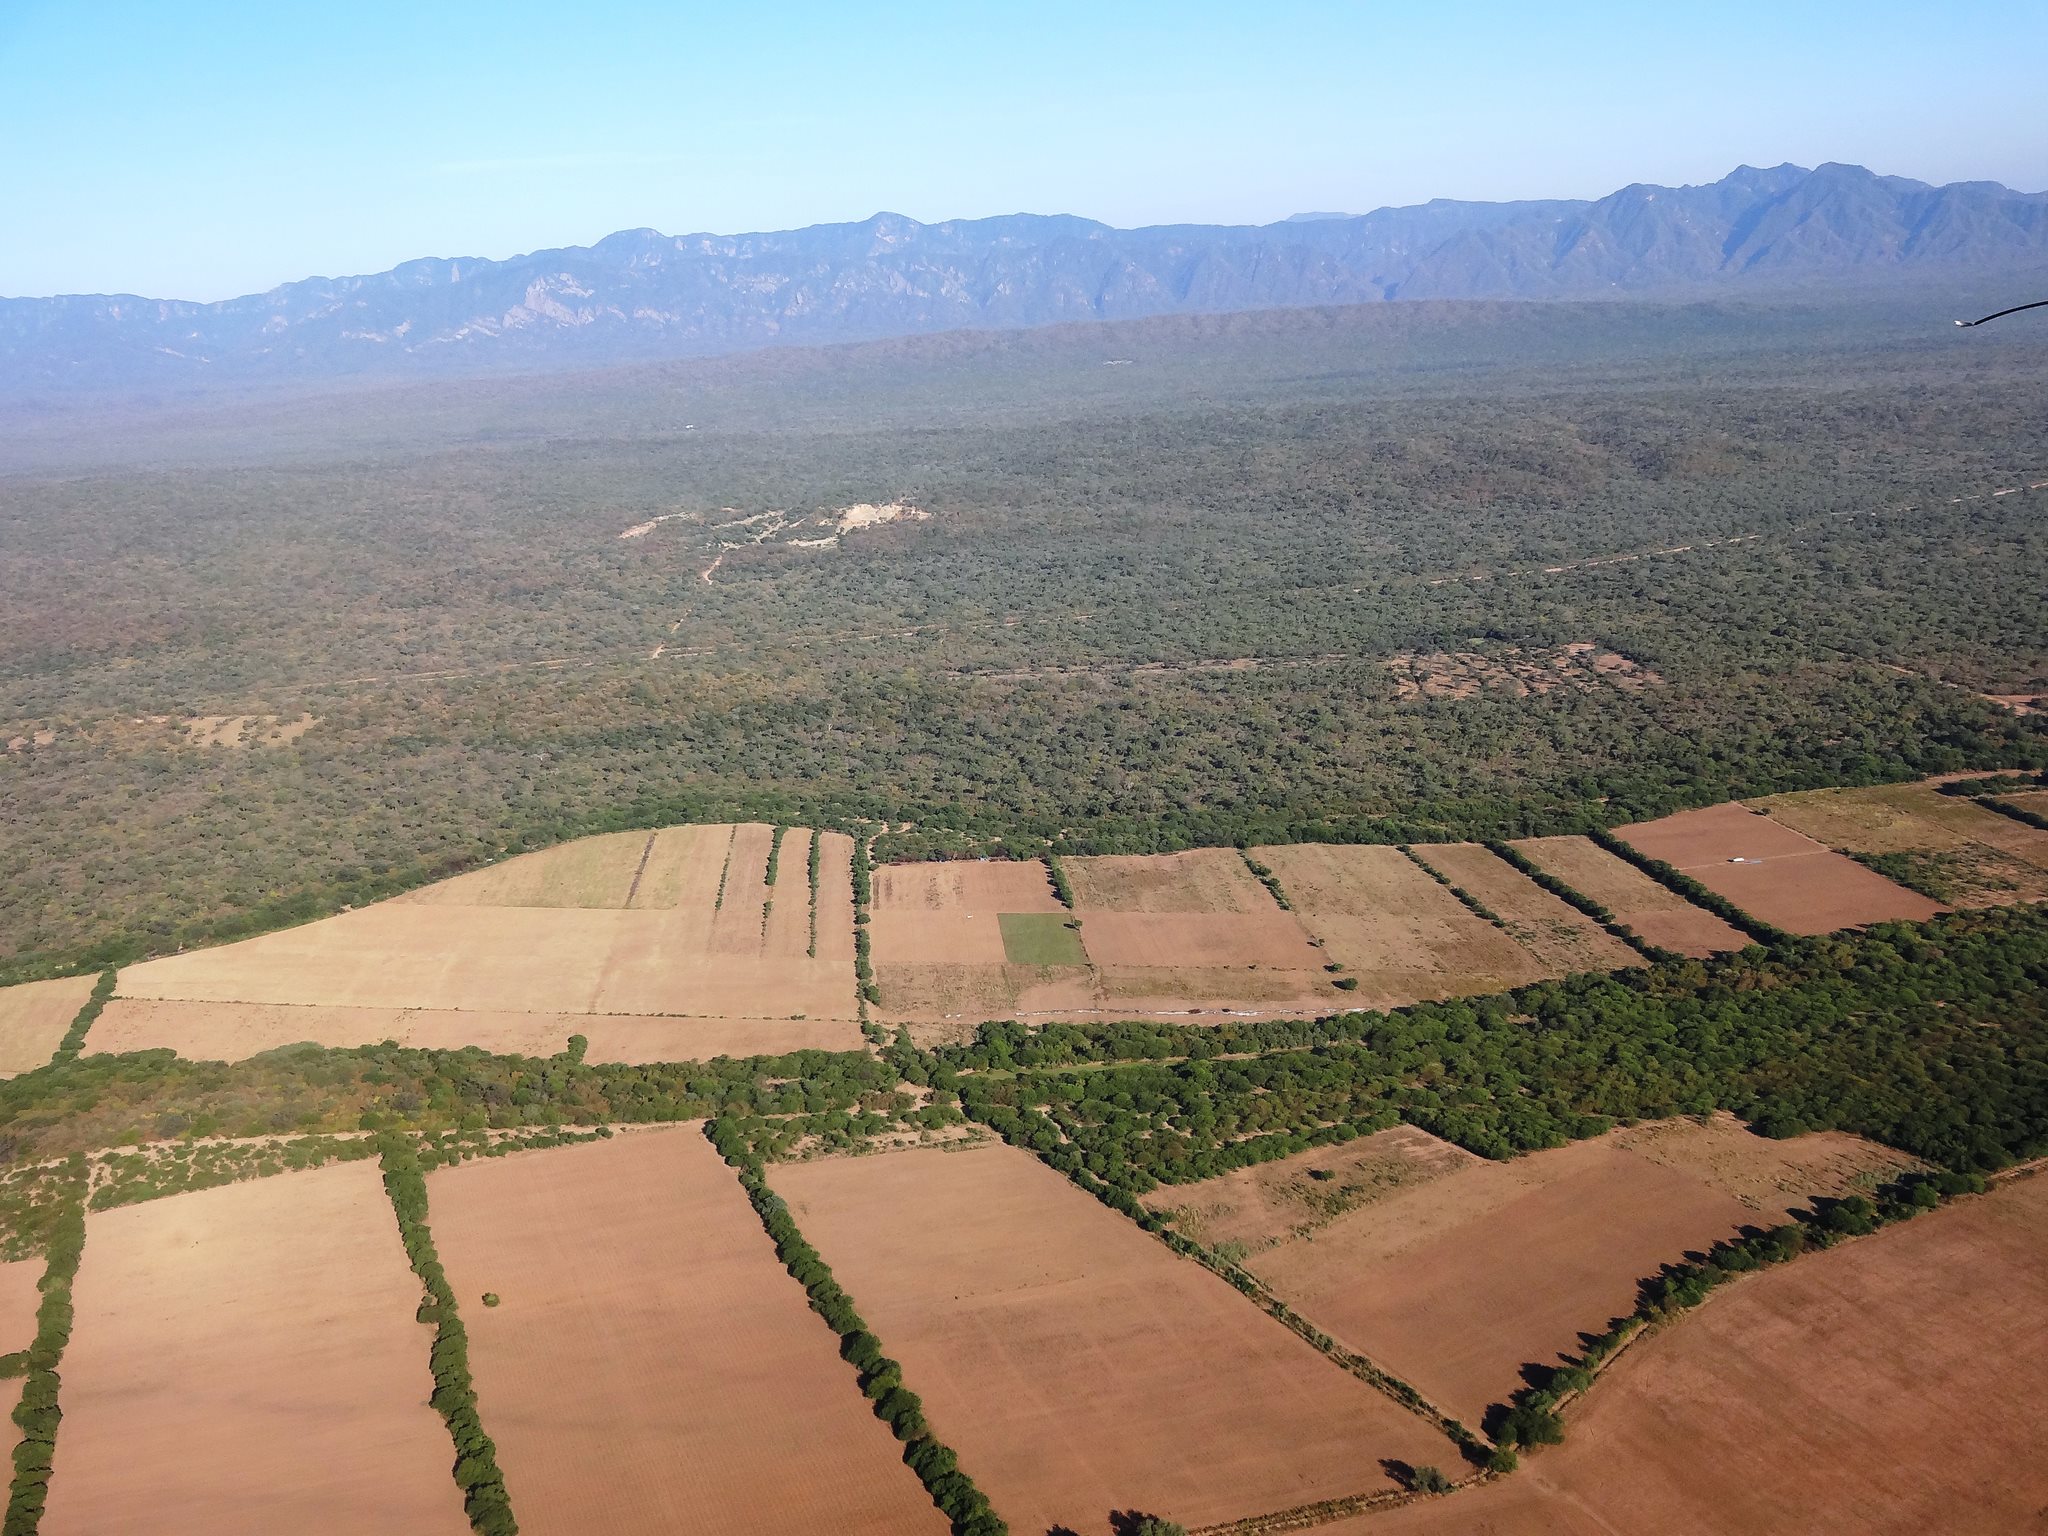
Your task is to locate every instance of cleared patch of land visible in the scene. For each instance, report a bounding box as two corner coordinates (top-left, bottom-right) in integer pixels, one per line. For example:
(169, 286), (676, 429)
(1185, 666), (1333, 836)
(115, 822), (858, 1028)
(1750, 780), (2048, 907)
(873, 859), (1062, 914)
(871, 859), (1084, 1026)
(770, 1141), (1456, 1536)
(1252, 843), (1548, 1007)
(43, 1162), (468, 1536)
(1245, 1120), (1895, 1430)
(1511, 834), (1746, 956)
(428, 1129), (946, 1536)
(1067, 848), (1274, 912)
(1410, 843), (1642, 974)
(1616, 802), (1942, 933)
(1360, 1175), (2048, 1536)
(85, 998), (860, 1061)
(0, 973), (94, 1075)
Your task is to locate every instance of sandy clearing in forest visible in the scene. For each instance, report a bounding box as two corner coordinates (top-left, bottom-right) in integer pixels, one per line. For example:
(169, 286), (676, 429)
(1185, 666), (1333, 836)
(1246, 1128), (1782, 1430)
(1354, 1175), (2048, 1536)
(0, 973), (93, 1075)
(771, 1141), (1457, 1535)
(1068, 848), (1276, 912)
(1617, 802), (1943, 933)
(1410, 843), (1642, 974)
(428, 1129), (946, 1536)
(872, 859), (1063, 912)
(86, 997), (859, 1061)
(43, 1162), (468, 1536)
(1511, 835), (1746, 956)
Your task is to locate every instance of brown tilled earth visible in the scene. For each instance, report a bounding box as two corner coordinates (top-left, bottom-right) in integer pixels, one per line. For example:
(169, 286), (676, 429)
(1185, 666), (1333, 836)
(43, 1162), (469, 1536)
(427, 1128), (946, 1536)
(873, 858), (1063, 912)
(1616, 802), (1943, 933)
(1510, 835), (1746, 956)
(1067, 848), (1276, 912)
(771, 1141), (1458, 1536)
(1351, 1175), (2048, 1536)
(0, 973), (94, 1075)
(1409, 843), (1641, 975)
(1751, 781), (2048, 907)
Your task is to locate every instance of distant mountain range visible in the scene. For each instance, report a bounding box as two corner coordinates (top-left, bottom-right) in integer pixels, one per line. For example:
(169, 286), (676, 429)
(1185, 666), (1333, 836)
(7, 162), (2045, 393)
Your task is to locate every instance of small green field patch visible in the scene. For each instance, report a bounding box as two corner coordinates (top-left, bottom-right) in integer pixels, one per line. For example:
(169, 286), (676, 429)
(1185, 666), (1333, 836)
(999, 911), (1088, 965)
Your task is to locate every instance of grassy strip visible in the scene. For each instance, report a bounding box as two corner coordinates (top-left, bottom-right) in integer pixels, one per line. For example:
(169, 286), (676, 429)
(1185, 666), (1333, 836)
(1483, 842), (1675, 963)
(1587, 828), (1791, 947)
(48, 971), (115, 1069)
(2, 1161), (84, 1536)
(712, 825), (738, 912)
(852, 829), (883, 1041)
(1844, 849), (1953, 903)
(1488, 1168), (1987, 1455)
(808, 831), (824, 959)
(92, 1132), (378, 1211)
(703, 1121), (1008, 1536)
(377, 1134), (519, 1536)
(1238, 850), (1292, 911)
(1399, 845), (1505, 928)
(1984, 796), (2048, 832)
(1044, 852), (1076, 910)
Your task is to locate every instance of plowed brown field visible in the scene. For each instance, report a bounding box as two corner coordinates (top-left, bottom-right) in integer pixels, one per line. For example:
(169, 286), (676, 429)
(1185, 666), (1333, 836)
(771, 1141), (1457, 1535)
(43, 1162), (468, 1536)
(1751, 780), (2048, 907)
(1510, 835), (1746, 956)
(427, 1129), (946, 1536)
(1410, 843), (1641, 974)
(871, 858), (1079, 1026)
(1616, 802), (1942, 932)
(1067, 848), (1275, 911)
(0, 973), (93, 1075)
(1349, 1175), (2048, 1536)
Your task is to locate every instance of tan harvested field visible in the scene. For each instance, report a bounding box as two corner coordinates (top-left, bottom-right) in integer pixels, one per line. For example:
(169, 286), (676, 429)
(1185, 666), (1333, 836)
(1247, 1122), (1860, 1429)
(873, 858), (1063, 913)
(86, 997), (860, 1061)
(0, 973), (93, 1075)
(1609, 1111), (1920, 1209)
(762, 828), (814, 956)
(872, 857), (1087, 1025)
(428, 1129), (946, 1536)
(2007, 787), (2048, 816)
(1077, 909), (1322, 967)
(1750, 780), (2048, 907)
(43, 1162), (468, 1536)
(1410, 843), (1641, 974)
(1253, 843), (1549, 1006)
(116, 822), (858, 1026)
(1067, 847), (1274, 911)
(1511, 834), (1746, 956)
(404, 827), (690, 909)
(812, 831), (857, 962)
(1616, 802), (1943, 933)
(1355, 1176), (2048, 1536)
(770, 1141), (1456, 1536)
(1142, 1124), (1480, 1255)
(870, 910), (1010, 964)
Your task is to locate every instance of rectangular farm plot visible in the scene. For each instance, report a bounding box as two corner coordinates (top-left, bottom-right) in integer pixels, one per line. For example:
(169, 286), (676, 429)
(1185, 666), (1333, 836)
(0, 973), (94, 1075)
(770, 1141), (1457, 1536)
(401, 827), (689, 909)
(1409, 843), (1642, 974)
(872, 859), (1091, 1028)
(998, 911), (1087, 964)
(1067, 847), (1275, 911)
(1252, 843), (1549, 1007)
(426, 1129), (946, 1536)
(1751, 781), (2048, 907)
(1617, 802), (1943, 933)
(1245, 1125), (1821, 1430)
(1511, 835), (1746, 956)
(43, 1162), (469, 1536)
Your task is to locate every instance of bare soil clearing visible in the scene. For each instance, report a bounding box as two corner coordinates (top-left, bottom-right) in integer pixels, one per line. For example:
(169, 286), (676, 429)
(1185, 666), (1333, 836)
(0, 973), (94, 1075)
(181, 713), (317, 749)
(871, 858), (1078, 1021)
(1359, 1175), (2048, 1536)
(1410, 843), (1641, 974)
(1253, 843), (1548, 1007)
(1077, 910), (1324, 968)
(873, 859), (1063, 913)
(1751, 780), (2048, 907)
(1511, 835), (1746, 956)
(404, 828), (690, 909)
(1068, 848), (1276, 912)
(44, 1162), (468, 1536)
(428, 1129), (945, 1536)
(771, 1141), (1455, 1536)
(1247, 1125), (1809, 1429)
(1616, 802), (1942, 933)
(0, 1258), (40, 1426)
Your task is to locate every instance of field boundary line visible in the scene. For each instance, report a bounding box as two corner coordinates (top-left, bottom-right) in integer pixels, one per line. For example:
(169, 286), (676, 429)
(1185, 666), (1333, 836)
(621, 832), (658, 908)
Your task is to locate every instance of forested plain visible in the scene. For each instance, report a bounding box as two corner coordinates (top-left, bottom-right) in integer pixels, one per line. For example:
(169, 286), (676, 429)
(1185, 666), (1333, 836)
(2, 296), (2045, 977)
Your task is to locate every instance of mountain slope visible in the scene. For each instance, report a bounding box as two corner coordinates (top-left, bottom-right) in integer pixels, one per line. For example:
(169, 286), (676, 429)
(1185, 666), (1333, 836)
(5, 163), (2044, 392)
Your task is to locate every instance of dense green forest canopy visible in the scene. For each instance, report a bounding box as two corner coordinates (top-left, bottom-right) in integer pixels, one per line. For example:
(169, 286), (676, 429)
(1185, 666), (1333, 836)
(2, 297), (2044, 976)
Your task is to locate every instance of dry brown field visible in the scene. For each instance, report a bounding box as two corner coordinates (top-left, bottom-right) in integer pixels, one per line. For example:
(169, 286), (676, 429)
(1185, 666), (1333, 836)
(1750, 780), (2048, 907)
(0, 973), (94, 1075)
(1066, 848), (1275, 911)
(85, 997), (860, 1061)
(871, 857), (1087, 1029)
(112, 823), (859, 1045)
(873, 858), (1064, 913)
(43, 1162), (468, 1536)
(1615, 802), (1943, 933)
(2006, 787), (2048, 817)
(427, 1128), (946, 1536)
(770, 1141), (1457, 1536)
(1409, 844), (1642, 974)
(1244, 1119), (1904, 1430)
(1355, 1175), (2048, 1536)
(1251, 843), (1549, 1007)
(0, 1257), (42, 1425)
(1510, 834), (1746, 956)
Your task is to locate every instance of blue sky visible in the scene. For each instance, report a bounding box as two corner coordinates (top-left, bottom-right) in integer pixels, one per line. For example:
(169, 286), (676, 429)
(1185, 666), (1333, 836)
(5, 0), (2045, 300)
